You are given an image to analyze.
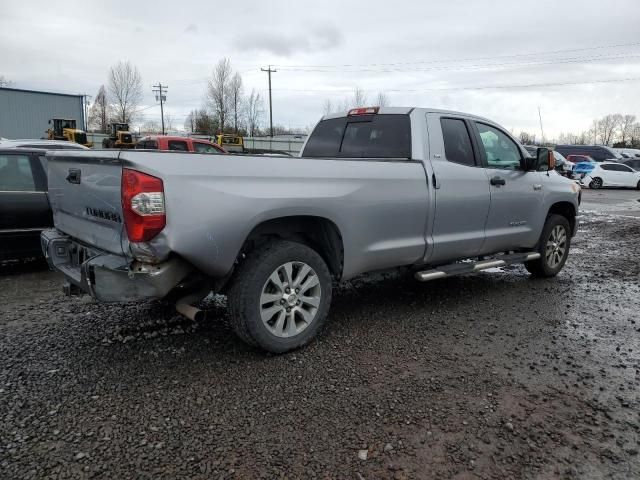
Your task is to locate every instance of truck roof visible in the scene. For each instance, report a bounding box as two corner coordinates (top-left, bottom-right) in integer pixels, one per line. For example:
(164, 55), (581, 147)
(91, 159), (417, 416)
(321, 106), (494, 122)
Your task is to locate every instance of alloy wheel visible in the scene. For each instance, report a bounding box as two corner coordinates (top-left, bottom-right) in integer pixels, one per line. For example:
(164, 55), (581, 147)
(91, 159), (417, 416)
(545, 225), (567, 268)
(259, 261), (321, 338)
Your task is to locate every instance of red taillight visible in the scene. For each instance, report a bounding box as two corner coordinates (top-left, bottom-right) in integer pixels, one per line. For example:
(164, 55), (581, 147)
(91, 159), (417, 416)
(348, 106), (379, 116)
(121, 168), (166, 243)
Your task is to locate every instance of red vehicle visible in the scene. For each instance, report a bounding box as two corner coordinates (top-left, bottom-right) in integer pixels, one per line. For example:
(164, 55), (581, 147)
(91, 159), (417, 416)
(135, 136), (226, 154)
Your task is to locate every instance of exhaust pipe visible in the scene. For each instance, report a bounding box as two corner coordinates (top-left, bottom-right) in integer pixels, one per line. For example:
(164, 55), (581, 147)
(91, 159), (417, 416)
(175, 287), (210, 322)
(176, 302), (204, 322)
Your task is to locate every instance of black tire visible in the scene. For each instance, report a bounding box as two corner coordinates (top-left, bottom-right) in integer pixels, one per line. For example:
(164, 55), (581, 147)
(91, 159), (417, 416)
(227, 240), (332, 353)
(590, 177), (603, 189)
(636, 180), (640, 190)
(525, 214), (571, 278)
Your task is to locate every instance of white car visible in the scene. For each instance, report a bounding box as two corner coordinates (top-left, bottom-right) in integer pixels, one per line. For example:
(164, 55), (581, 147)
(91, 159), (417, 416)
(580, 161), (640, 189)
(616, 148), (640, 159)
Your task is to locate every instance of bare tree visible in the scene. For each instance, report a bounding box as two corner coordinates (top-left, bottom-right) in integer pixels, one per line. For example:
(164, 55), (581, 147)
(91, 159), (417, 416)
(108, 61), (143, 123)
(322, 99), (333, 115)
(631, 122), (640, 147)
(164, 113), (174, 132)
(229, 72), (243, 133)
(245, 89), (264, 137)
(142, 120), (160, 134)
(351, 87), (367, 108)
(375, 92), (389, 107)
(597, 114), (622, 145)
(88, 85), (111, 132)
(618, 114), (636, 145)
(184, 110), (195, 133)
(0, 75), (12, 87)
(519, 131), (533, 145)
(207, 58), (233, 133)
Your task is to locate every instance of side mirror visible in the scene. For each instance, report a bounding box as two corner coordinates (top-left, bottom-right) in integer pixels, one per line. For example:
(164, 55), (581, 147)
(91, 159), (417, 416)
(535, 147), (555, 171)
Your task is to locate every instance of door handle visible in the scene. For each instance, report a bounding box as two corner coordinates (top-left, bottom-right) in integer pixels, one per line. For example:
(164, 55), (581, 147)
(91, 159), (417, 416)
(490, 176), (506, 186)
(533, 184), (542, 191)
(66, 168), (81, 184)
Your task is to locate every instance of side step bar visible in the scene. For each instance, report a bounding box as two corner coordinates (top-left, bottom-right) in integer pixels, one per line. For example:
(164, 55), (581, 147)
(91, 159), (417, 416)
(415, 252), (541, 282)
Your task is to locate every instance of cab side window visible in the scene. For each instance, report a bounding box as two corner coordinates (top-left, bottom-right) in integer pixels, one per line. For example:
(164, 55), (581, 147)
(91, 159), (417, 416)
(475, 123), (522, 170)
(0, 154), (37, 191)
(168, 140), (188, 151)
(440, 118), (476, 166)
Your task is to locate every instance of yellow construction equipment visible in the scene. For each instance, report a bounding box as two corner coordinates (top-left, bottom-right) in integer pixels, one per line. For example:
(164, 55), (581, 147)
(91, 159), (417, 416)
(46, 118), (93, 147)
(215, 134), (244, 152)
(102, 123), (135, 149)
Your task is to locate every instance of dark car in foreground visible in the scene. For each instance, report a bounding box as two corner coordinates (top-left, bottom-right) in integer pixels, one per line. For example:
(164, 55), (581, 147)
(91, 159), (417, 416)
(0, 148), (52, 260)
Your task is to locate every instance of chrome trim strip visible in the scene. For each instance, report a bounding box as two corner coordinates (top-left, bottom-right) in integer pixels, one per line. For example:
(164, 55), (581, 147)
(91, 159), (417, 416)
(0, 227), (46, 233)
(0, 190), (46, 194)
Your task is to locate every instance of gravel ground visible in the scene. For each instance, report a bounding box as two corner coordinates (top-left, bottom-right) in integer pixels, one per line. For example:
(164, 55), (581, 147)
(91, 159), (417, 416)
(1, 189), (639, 479)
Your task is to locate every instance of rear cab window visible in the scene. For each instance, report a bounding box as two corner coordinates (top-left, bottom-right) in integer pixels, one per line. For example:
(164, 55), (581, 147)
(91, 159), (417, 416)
(135, 139), (158, 150)
(302, 114), (411, 159)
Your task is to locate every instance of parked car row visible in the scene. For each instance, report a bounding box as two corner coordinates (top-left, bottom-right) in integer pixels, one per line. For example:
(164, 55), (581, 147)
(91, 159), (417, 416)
(524, 143), (640, 189)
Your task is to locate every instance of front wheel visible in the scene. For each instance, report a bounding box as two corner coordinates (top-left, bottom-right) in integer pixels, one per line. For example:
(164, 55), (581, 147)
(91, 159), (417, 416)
(636, 180), (640, 190)
(589, 177), (603, 189)
(227, 240), (332, 353)
(525, 214), (571, 278)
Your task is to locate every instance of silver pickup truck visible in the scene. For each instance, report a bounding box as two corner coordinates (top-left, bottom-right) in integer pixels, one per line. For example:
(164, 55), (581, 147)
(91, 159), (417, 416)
(42, 107), (580, 352)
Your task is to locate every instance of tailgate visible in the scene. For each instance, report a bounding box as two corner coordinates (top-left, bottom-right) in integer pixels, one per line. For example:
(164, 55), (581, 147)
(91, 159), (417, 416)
(47, 150), (126, 255)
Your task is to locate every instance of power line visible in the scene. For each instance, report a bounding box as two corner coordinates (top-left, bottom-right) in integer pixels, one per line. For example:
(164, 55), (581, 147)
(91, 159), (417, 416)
(272, 40), (640, 69)
(261, 66), (277, 137)
(274, 52), (640, 74)
(267, 76), (640, 93)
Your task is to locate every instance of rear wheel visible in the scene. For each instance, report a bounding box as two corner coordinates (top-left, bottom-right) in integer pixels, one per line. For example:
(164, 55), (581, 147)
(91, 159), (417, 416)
(590, 177), (603, 189)
(227, 240), (332, 353)
(636, 180), (640, 190)
(525, 214), (571, 278)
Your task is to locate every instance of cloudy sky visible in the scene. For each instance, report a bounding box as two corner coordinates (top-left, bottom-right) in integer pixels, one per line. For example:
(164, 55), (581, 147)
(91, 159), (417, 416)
(2, 0), (640, 138)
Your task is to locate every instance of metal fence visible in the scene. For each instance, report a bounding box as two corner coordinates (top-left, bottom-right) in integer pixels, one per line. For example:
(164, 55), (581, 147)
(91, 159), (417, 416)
(85, 133), (306, 155)
(242, 137), (306, 155)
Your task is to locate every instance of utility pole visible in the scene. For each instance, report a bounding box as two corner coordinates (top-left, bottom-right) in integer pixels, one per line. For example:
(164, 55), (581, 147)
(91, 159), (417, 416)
(261, 66), (277, 137)
(152, 83), (168, 135)
(538, 106), (545, 145)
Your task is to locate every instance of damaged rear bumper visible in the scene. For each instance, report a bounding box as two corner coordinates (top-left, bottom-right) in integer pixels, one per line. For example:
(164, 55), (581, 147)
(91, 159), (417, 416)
(41, 229), (193, 302)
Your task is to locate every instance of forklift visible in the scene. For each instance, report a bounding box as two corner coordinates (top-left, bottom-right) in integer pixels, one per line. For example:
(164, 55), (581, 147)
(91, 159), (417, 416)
(102, 122), (135, 149)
